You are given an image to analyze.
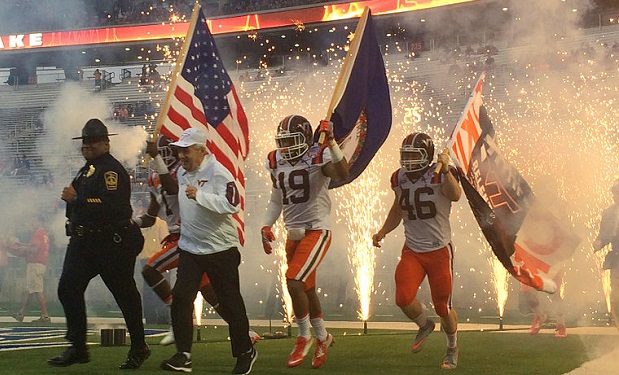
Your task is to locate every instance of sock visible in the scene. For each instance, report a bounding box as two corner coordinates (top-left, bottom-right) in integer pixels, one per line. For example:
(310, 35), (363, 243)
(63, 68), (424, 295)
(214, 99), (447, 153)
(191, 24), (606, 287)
(413, 308), (429, 328)
(182, 352), (191, 360)
(296, 314), (311, 338)
(310, 316), (328, 341)
(445, 331), (457, 348)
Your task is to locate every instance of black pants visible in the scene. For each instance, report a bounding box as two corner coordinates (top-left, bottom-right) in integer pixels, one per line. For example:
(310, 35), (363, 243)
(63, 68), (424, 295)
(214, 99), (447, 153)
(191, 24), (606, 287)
(58, 231), (145, 350)
(172, 248), (251, 357)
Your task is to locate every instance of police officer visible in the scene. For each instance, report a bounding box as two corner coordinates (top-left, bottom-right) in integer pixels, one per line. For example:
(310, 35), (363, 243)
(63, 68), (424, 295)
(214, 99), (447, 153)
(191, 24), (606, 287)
(48, 119), (150, 369)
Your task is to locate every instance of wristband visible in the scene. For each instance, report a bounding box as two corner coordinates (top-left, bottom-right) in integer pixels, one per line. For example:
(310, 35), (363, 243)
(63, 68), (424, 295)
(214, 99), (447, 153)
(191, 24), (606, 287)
(328, 139), (344, 163)
(151, 155), (169, 175)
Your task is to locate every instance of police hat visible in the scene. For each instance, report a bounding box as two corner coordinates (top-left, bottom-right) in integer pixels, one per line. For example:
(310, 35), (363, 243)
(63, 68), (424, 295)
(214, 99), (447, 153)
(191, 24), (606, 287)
(72, 119), (117, 140)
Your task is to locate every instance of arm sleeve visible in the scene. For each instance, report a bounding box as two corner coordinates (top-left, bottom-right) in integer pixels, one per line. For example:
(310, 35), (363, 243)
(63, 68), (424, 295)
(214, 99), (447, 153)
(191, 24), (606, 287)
(264, 187), (283, 227)
(195, 172), (240, 214)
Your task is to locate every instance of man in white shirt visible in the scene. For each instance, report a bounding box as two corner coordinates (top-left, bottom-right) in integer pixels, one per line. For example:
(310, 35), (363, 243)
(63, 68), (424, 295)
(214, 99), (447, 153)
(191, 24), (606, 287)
(160, 128), (256, 375)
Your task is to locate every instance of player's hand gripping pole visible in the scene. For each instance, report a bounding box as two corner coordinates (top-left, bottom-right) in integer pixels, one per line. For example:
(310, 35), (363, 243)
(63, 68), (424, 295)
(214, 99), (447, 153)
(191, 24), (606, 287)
(434, 148), (451, 175)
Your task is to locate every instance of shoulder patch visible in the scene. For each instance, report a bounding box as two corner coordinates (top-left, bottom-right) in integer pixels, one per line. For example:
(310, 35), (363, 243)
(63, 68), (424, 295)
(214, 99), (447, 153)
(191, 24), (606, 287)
(311, 146), (326, 165)
(267, 150), (278, 170)
(390, 170), (400, 189)
(104, 171), (118, 190)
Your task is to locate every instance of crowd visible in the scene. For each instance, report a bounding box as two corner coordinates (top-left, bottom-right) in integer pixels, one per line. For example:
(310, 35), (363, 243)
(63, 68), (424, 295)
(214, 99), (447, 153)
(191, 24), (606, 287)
(0, 0), (340, 34)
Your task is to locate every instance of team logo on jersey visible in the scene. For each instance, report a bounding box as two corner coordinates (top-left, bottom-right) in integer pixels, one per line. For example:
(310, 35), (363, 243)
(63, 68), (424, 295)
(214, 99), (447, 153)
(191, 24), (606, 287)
(197, 179), (208, 187)
(104, 171), (118, 190)
(85, 165), (95, 178)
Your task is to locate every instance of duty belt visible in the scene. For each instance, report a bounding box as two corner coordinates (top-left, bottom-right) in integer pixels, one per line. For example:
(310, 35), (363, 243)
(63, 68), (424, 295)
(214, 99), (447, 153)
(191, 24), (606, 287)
(69, 220), (133, 237)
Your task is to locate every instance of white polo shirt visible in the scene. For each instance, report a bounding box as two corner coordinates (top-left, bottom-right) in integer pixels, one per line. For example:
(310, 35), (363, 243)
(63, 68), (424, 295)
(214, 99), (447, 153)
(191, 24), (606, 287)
(177, 155), (240, 255)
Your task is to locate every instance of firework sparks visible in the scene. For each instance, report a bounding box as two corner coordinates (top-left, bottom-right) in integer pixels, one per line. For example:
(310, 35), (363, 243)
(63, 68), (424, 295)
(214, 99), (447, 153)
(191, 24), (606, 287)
(273, 220), (294, 324)
(335, 164), (386, 321)
(488, 253), (510, 318)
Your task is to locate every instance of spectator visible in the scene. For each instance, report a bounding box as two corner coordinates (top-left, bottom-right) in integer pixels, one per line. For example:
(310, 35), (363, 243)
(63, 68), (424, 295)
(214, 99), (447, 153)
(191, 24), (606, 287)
(94, 69), (102, 89)
(9, 217), (51, 323)
(140, 64), (149, 86)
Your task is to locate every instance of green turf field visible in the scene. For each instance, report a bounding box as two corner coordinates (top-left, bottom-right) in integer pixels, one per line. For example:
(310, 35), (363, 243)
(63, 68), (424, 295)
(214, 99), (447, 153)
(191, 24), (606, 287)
(1, 326), (613, 375)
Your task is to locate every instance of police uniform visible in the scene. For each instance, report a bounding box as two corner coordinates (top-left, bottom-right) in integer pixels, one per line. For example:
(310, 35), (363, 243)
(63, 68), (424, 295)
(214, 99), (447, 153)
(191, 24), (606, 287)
(50, 119), (149, 369)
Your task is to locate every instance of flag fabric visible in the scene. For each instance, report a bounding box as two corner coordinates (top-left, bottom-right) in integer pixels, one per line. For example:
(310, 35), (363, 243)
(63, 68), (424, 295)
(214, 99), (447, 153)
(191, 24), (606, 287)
(159, 7), (249, 245)
(323, 8), (392, 189)
(447, 74), (578, 293)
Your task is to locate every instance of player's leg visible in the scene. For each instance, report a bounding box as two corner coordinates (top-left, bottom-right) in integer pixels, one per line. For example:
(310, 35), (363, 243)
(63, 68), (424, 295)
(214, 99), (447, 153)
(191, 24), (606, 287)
(142, 234), (180, 305)
(395, 246), (434, 353)
(285, 230), (331, 368)
(610, 268), (619, 331)
(521, 285), (546, 335)
(423, 244), (458, 369)
(142, 234), (179, 345)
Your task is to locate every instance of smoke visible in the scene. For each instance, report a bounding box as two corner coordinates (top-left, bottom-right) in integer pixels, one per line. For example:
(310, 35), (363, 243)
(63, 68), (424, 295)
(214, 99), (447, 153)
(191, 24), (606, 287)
(38, 83), (147, 176)
(0, 0), (92, 34)
(566, 339), (619, 374)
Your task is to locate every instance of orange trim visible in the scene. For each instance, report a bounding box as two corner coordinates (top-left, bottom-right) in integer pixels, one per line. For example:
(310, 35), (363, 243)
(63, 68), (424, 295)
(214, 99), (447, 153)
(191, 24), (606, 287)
(267, 150), (278, 169)
(390, 170), (399, 188)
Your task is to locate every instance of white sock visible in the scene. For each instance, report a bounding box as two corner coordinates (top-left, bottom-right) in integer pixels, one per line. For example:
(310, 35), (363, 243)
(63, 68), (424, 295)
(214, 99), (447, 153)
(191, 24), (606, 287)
(182, 351), (191, 359)
(296, 314), (311, 338)
(413, 309), (429, 328)
(310, 316), (328, 341)
(445, 331), (457, 348)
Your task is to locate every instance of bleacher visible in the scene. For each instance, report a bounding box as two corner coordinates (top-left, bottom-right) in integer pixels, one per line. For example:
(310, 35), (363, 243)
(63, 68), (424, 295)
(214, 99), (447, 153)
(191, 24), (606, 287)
(1, 22), (618, 189)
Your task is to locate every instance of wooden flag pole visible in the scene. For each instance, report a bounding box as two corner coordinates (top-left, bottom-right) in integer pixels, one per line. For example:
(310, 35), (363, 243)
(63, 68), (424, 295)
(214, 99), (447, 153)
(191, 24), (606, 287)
(153, 2), (202, 138)
(319, 7), (370, 144)
(435, 72), (486, 174)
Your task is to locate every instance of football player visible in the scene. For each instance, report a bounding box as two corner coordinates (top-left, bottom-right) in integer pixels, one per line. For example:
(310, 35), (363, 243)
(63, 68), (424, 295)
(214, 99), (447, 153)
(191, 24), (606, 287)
(593, 179), (619, 330)
(261, 115), (349, 369)
(372, 132), (462, 370)
(136, 136), (259, 346)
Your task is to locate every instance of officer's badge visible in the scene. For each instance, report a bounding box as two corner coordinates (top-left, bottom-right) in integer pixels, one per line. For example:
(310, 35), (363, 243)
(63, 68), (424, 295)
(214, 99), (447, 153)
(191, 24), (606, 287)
(85, 165), (95, 177)
(104, 171), (118, 190)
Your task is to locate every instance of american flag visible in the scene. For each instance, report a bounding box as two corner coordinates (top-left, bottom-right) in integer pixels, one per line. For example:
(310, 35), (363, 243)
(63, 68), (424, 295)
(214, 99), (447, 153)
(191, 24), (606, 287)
(158, 7), (249, 245)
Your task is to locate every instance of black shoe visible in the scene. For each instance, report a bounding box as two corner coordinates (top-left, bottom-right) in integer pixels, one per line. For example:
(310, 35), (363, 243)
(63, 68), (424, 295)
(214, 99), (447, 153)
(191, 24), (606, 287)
(119, 345), (151, 369)
(161, 352), (192, 373)
(47, 346), (90, 367)
(232, 347), (257, 375)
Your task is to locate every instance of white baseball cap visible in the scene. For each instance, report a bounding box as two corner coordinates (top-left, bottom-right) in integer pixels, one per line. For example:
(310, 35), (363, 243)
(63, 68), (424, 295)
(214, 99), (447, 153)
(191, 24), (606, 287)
(170, 128), (207, 148)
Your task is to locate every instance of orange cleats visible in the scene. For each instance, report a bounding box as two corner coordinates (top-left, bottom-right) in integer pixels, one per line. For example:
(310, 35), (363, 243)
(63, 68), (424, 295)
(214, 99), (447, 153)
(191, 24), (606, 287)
(311, 334), (334, 369)
(287, 336), (313, 368)
(529, 314), (546, 335)
(249, 330), (261, 345)
(554, 324), (567, 338)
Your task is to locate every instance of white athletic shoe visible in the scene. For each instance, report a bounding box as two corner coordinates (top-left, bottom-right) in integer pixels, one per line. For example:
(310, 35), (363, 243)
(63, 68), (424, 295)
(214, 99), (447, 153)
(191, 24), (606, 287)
(160, 329), (175, 346)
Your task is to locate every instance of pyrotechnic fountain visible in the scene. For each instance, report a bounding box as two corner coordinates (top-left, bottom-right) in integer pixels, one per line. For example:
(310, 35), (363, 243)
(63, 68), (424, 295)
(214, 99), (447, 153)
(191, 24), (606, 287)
(194, 294), (203, 342)
(488, 253), (510, 330)
(335, 163), (386, 332)
(272, 220), (294, 336)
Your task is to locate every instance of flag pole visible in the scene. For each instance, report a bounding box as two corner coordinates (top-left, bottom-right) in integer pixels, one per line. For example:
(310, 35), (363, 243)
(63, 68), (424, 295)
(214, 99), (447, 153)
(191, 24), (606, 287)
(435, 71), (486, 174)
(320, 7), (370, 144)
(153, 2), (202, 138)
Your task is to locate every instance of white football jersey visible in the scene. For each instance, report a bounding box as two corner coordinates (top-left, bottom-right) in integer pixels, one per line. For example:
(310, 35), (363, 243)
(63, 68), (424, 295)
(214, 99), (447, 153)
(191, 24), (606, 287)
(148, 163), (181, 233)
(391, 164), (454, 252)
(266, 144), (333, 230)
